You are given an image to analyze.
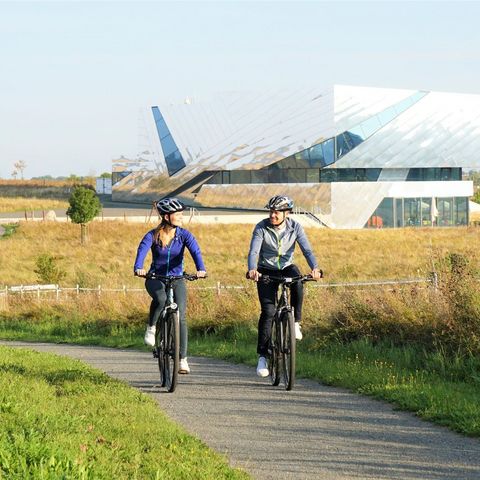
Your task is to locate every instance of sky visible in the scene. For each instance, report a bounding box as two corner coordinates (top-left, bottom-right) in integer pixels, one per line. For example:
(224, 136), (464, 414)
(1, 0), (480, 179)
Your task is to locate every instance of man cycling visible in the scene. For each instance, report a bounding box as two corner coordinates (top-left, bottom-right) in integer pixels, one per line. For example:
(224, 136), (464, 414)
(247, 195), (322, 377)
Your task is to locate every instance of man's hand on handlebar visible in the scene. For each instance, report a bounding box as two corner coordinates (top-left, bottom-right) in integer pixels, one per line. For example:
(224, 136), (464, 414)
(135, 269), (146, 277)
(310, 268), (323, 280)
(247, 269), (260, 282)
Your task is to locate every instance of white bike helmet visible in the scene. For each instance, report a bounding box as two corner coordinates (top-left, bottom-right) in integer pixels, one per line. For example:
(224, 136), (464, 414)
(265, 195), (294, 211)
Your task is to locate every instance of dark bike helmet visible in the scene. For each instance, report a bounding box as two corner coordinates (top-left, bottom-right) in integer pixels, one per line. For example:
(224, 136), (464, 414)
(265, 195), (294, 211)
(155, 197), (186, 215)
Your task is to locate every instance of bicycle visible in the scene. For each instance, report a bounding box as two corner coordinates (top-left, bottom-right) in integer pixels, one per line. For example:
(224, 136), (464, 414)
(257, 273), (319, 391)
(137, 272), (203, 393)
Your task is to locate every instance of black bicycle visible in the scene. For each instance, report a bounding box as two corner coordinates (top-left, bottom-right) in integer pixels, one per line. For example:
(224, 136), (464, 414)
(258, 273), (318, 391)
(139, 272), (202, 393)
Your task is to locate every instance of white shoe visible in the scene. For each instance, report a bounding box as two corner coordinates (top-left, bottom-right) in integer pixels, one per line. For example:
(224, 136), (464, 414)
(256, 356), (269, 377)
(144, 325), (156, 347)
(295, 322), (303, 341)
(179, 358), (190, 374)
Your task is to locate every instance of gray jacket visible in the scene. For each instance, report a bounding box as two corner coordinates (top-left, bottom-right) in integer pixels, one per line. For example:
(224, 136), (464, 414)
(247, 218), (318, 271)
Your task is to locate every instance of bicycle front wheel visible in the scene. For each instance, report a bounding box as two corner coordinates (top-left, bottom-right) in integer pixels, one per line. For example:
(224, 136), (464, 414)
(164, 311), (180, 393)
(156, 321), (166, 387)
(281, 311), (296, 391)
(269, 315), (281, 386)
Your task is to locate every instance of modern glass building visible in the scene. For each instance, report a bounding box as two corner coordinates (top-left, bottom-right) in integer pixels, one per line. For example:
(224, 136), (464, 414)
(112, 85), (480, 228)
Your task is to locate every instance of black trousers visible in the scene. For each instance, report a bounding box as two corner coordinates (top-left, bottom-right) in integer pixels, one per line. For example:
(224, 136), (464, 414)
(256, 264), (304, 356)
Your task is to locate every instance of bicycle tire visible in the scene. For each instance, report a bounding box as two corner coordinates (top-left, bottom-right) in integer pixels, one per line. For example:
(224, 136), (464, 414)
(156, 320), (166, 387)
(164, 310), (180, 393)
(281, 311), (296, 391)
(269, 315), (281, 386)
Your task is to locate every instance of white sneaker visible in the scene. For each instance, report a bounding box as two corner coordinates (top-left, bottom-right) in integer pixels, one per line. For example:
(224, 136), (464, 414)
(144, 325), (156, 347)
(256, 356), (269, 377)
(295, 322), (303, 341)
(179, 358), (190, 374)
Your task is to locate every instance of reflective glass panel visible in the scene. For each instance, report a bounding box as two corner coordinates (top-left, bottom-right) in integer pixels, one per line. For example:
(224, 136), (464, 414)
(152, 107), (170, 139)
(437, 198), (453, 226)
(360, 116), (382, 138)
(294, 151), (310, 168)
(269, 168), (287, 183)
(161, 134), (178, 157)
(377, 107), (397, 126)
(404, 198), (421, 226)
(207, 172), (222, 184)
(322, 139), (335, 166)
(455, 197), (468, 225)
(421, 198), (432, 226)
(395, 198), (403, 227)
(222, 171), (230, 184)
(230, 170), (251, 184)
(251, 170), (269, 183)
(165, 150), (185, 176)
(336, 133), (352, 159)
(308, 144), (325, 167)
(286, 169), (306, 183)
(306, 168), (320, 183)
(320, 169), (337, 183)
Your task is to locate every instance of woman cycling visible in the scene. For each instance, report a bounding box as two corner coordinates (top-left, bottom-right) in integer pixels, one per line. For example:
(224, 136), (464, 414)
(134, 197), (206, 374)
(247, 195), (322, 377)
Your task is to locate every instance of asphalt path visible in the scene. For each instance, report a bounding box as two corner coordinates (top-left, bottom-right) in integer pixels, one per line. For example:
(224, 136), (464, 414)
(1, 341), (480, 480)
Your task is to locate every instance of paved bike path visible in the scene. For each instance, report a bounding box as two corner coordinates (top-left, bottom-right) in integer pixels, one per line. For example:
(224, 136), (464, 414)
(2, 341), (480, 480)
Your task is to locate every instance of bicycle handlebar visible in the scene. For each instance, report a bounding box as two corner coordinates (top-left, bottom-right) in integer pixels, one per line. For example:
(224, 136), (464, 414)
(135, 272), (207, 281)
(245, 271), (323, 283)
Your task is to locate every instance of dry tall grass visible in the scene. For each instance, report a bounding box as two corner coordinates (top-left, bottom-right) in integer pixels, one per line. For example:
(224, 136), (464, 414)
(1, 221), (479, 355)
(0, 197), (69, 213)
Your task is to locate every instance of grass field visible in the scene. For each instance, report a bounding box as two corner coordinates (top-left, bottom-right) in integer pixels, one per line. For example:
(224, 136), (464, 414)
(1, 220), (480, 438)
(0, 196), (69, 213)
(0, 345), (248, 479)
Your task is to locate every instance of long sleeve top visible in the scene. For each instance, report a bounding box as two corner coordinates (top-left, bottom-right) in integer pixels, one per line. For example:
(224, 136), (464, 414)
(133, 227), (206, 276)
(247, 218), (318, 271)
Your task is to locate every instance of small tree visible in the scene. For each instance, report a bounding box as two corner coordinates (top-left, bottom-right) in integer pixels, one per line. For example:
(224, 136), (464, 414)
(14, 160), (27, 180)
(66, 186), (101, 244)
(34, 254), (66, 284)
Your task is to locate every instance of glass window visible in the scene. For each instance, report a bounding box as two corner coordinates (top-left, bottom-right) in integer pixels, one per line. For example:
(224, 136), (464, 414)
(378, 107), (397, 126)
(404, 198), (421, 226)
(251, 170), (269, 184)
(306, 169), (319, 183)
(336, 133), (354, 159)
(395, 198), (403, 227)
(152, 107), (170, 139)
(348, 125), (365, 143)
(366, 198), (393, 228)
(294, 151), (310, 168)
(455, 197), (468, 225)
(160, 134), (178, 157)
(322, 138), (335, 166)
(230, 170), (251, 184)
(269, 168), (287, 183)
(320, 169), (337, 183)
(222, 171), (230, 184)
(308, 144), (325, 167)
(437, 198), (453, 226)
(365, 168), (381, 181)
(207, 171), (222, 184)
(286, 169), (306, 183)
(337, 169), (356, 182)
(407, 168), (421, 181)
(421, 198), (432, 226)
(359, 116), (382, 138)
(165, 150), (186, 176)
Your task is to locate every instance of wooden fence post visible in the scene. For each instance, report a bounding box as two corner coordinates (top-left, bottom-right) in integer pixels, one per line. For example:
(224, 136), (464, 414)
(216, 281), (221, 296)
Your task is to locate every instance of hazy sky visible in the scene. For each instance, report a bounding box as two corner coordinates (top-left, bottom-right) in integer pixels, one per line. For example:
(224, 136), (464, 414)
(1, 1), (479, 179)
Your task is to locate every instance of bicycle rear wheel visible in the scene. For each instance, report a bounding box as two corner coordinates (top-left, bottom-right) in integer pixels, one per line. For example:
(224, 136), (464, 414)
(269, 315), (281, 386)
(164, 311), (180, 393)
(281, 311), (296, 391)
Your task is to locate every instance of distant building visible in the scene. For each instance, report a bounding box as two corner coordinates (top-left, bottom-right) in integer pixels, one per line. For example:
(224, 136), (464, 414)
(112, 85), (480, 228)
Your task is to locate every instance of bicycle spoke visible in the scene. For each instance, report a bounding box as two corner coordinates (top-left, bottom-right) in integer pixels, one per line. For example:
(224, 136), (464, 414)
(282, 311), (296, 391)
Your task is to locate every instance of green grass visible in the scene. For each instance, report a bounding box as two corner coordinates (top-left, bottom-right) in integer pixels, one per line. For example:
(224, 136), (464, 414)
(0, 345), (249, 479)
(0, 223), (19, 239)
(1, 317), (479, 438)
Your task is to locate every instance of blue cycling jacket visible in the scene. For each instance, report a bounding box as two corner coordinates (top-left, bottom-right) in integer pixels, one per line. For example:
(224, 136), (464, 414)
(133, 227), (206, 276)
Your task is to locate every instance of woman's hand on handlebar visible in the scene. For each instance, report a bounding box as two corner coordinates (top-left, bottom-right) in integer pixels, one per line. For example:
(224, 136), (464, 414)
(247, 269), (260, 282)
(196, 270), (207, 278)
(135, 269), (146, 277)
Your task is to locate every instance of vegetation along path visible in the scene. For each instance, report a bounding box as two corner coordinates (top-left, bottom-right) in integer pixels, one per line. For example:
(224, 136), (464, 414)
(2, 341), (480, 480)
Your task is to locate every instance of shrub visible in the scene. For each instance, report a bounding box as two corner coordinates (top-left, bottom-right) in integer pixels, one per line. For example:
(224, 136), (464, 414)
(34, 254), (66, 284)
